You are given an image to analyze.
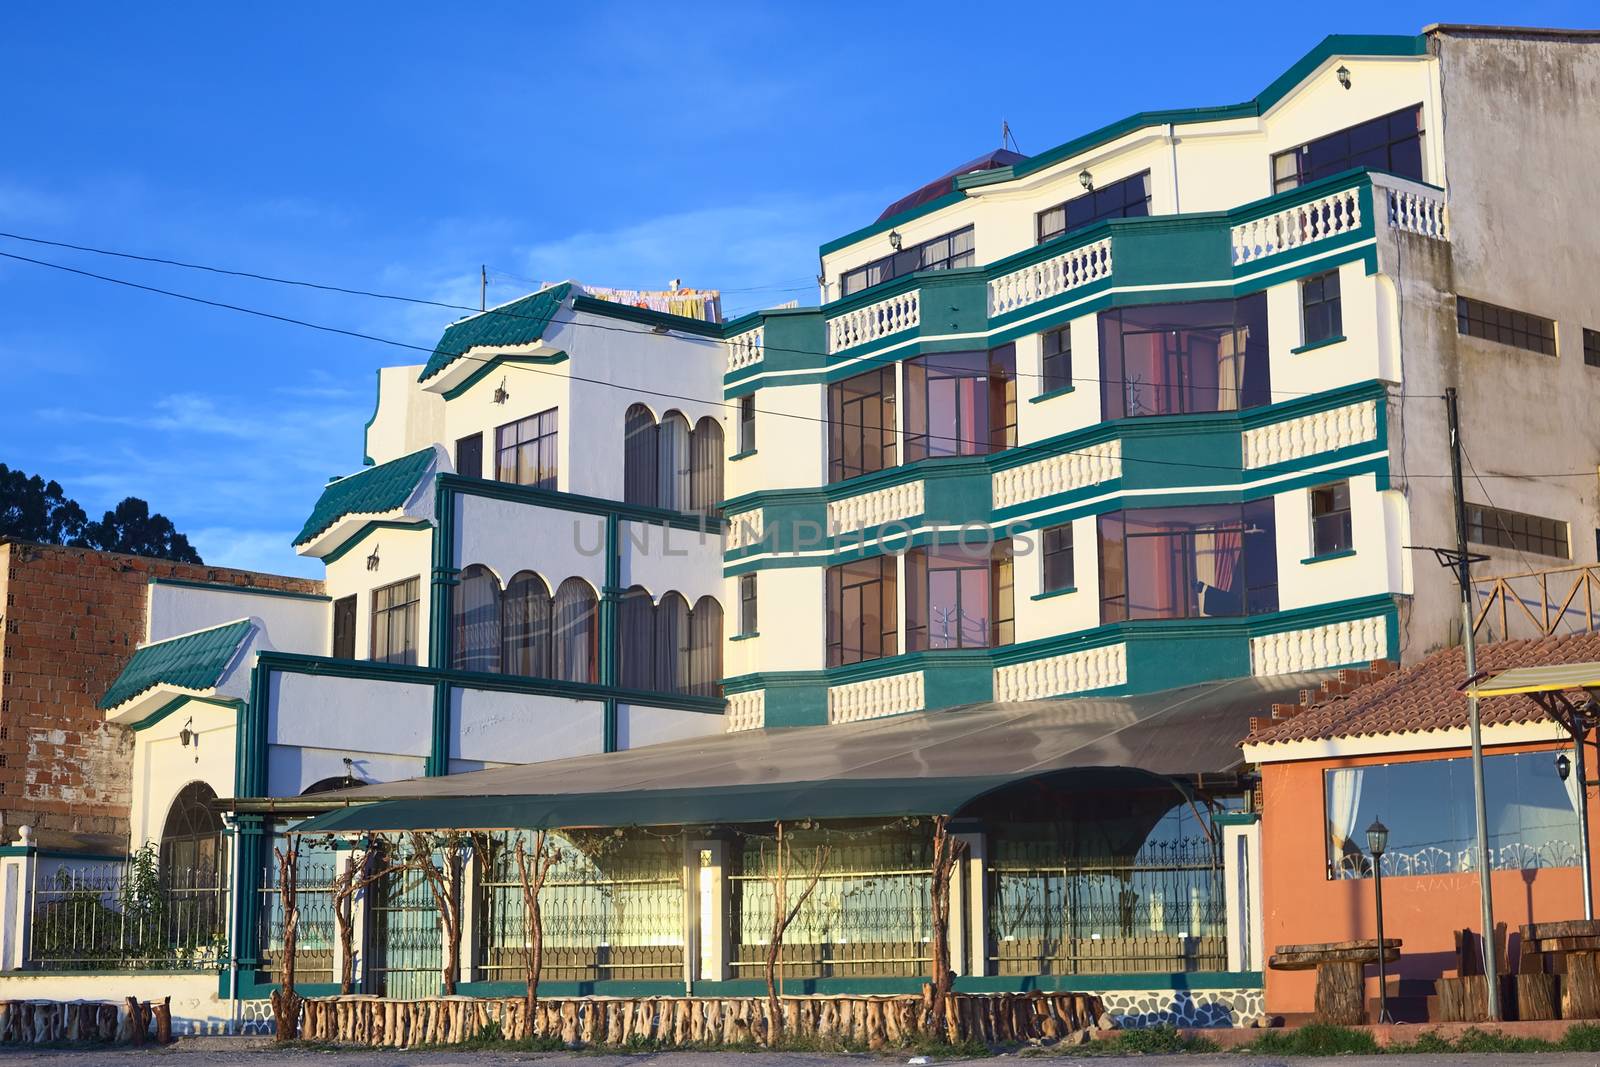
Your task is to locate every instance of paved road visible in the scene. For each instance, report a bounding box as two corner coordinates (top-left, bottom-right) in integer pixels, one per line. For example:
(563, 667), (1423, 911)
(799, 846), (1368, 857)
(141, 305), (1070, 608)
(6, 1044), (1600, 1065)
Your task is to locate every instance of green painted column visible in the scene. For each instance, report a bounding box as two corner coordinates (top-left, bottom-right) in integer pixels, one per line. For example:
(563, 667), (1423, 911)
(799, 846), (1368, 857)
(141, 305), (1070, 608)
(599, 512), (621, 752)
(231, 669), (272, 971)
(427, 478), (458, 776)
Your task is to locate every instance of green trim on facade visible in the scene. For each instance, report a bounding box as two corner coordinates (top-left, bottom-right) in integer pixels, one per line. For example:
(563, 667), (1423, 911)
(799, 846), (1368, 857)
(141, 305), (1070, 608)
(98, 620), (253, 711)
(146, 576), (330, 603)
(126, 694), (241, 732)
(1028, 385), (1075, 404)
(817, 33), (1426, 257)
(1214, 812), (1262, 826)
(294, 448), (436, 547)
(440, 350), (570, 401)
(418, 283), (572, 383)
(1291, 334), (1348, 355)
(1030, 586), (1077, 602)
(455, 971), (1262, 999)
(728, 448), (757, 462)
(729, 631), (759, 641)
(570, 294), (726, 339)
(1301, 548), (1358, 565)
(321, 519), (432, 567)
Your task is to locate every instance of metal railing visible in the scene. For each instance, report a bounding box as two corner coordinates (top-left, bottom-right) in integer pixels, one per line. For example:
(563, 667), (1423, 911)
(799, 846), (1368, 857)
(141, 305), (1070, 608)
(987, 838), (1226, 975)
(477, 833), (686, 983)
(1472, 563), (1600, 641)
(28, 862), (228, 970)
(730, 835), (933, 979)
(258, 856), (339, 985)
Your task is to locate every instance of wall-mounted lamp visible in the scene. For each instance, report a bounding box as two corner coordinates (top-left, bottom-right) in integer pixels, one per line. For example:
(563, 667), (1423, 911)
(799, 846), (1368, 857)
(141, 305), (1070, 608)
(650, 323), (671, 335)
(366, 544), (380, 572)
(1336, 65), (1352, 90)
(1559, 752), (1574, 781)
(342, 756), (358, 789)
(492, 377), (510, 405)
(888, 229), (903, 252)
(179, 717), (198, 763)
(1079, 169), (1094, 192)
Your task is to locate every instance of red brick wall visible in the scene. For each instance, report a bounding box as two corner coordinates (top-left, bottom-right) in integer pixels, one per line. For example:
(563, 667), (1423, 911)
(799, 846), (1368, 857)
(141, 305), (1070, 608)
(0, 540), (322, 852)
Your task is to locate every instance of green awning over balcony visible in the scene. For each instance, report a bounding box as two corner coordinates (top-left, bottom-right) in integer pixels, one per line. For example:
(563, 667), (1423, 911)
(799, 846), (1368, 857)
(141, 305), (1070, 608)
(418, 282), (572, 384)
(287, 670), (1331, 834)
(99, 619), (253, 711)
(294, 447), (436, 547)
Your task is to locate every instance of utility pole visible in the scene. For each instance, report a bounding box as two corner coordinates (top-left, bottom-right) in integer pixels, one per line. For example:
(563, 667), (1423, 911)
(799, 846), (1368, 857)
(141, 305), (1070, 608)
(1447, 386), (1500, 1019)
(480, 265), (487, 312)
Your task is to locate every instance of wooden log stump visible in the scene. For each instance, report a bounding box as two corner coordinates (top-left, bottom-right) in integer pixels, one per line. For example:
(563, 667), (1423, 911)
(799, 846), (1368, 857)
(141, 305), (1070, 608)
(122, 998), (145, 1046)
(1518, 973), (1560, 1021)
(1566, 951), (1600, 1020)
(1437, 976), (1490, 1022)
(1313, 960), (1367, 1025)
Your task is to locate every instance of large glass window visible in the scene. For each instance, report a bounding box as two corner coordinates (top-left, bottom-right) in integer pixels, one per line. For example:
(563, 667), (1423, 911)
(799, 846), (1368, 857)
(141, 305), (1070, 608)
(828, 366), (897, 483)
(1456, 296), (1557, 356)
(840, 225), (975, 297)
(1098, 501), (1279, 624)
(452, 564), (501, 672)
(370, 576), (420, 664)
(616, 586), (723, 696)
(907, 541), (1013, 650)
(1036, 171), (1152, 244)
(1272, 105), (1425, 192)
(1099, 295), (1270, 420)
(1325, 750), (1580, 879)
(552, 578), (598, 683)
(1466, 503), (1569, 558)
(623, 406), (723, 514)
(496, 407), (558, 489)
(501, 571), (553, 677)
(826, 555), (898, 666)
(905, 346), (1016, 462)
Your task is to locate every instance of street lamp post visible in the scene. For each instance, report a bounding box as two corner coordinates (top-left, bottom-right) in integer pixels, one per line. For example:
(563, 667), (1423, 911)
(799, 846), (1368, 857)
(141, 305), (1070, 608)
(1367, 818), (1393, 1025)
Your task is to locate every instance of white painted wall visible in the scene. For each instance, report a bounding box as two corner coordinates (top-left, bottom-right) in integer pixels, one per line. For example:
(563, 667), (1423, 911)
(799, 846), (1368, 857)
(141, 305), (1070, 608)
(451, 688), (604, 766)
(264, 672), (432, 794)
(723, 381), (828, 501)
(322, 524), (434, 664)
(724, 567), (824, 674)
(455, 494), (606, 592)
(615, 704), (724, 749)
(146, 581), (328, 651)
(127, 700), (237, 850)
(617, 520), (723, 603)
(1012, 516), (1101, 643)
(365, 363), (445, 468)
(1273, 473), (1398, 611)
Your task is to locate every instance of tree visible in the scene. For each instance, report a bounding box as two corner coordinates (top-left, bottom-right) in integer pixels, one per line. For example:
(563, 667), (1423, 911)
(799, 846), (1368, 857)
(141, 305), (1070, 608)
(80, 497), (203, 563)
(329, 837), (405, 995)
(927, 815), (967, 1040)
(0, 462), (202, 563)
(761, 821), (830, 1046)
(270, 844), (303, 1042)
(404, 831), (479, 997)
(0, 464), (87, 544)
(513, 832), (564, 1019)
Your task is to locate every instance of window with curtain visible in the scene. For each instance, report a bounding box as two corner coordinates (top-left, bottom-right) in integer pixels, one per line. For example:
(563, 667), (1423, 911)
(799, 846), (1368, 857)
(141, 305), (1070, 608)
(906, 541), (1014, 650)
(452, 564), (502, 672)
(623, 403), (659, 507)
(501, 571), (552, 677)
(552, 578), (598, 683)
(1324, 750), (1579, 880)
(1098, 295), (1270, 420)
(370, 576), (420, 664)
(904, 345), (1015, 462)
(1272, 104), (1424, 193)
(657, 413), (693, 511)
(828, 366), (897, 483)
(1098, 501), (1278, 623)
(495, 407), (559, 489)
(617, 586), (656, 690)
(654, 592), (691, 695)
(826, 555), (898, 666)
(840, 225), (975, 297)
(1036, 170), (1152, 244)
(690, 416), (724, 514)
(688, 596), (723, 698)
(160, 781), (225, 888)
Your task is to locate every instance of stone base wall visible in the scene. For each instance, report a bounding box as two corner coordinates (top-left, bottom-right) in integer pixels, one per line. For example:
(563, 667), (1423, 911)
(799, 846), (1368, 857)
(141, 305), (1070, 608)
(1100, 987), (1265, 1029)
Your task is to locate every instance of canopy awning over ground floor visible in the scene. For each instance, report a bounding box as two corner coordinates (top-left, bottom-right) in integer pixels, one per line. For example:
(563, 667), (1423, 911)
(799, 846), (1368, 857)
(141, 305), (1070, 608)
(277, 670), (1332, 834)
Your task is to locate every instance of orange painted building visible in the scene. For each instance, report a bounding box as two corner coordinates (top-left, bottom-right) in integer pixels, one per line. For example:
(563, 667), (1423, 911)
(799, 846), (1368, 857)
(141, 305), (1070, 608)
(1243, 634), (1600, 1020)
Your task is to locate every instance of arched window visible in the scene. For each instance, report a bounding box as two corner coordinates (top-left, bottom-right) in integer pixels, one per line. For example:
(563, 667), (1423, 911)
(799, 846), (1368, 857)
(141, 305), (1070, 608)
(623, 403), (659, 507)
(654, 592), (691, 695)
(160, 781), (224, 890)
(657, 413), (692, 512)
(452, 564), (501, 672)
(617, 586), (656, 690)
(690, 416), (724, 514)
(502, 571), (553, 677)
(688, 595), (724, 698)
(552, 578), (598, 683)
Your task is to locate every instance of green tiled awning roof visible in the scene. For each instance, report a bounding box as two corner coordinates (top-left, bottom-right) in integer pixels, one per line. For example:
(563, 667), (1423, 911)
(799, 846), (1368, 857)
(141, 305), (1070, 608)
(294, 447), (436, 547)
(418, 283), (572, 383)
(99, 620), (253, 710)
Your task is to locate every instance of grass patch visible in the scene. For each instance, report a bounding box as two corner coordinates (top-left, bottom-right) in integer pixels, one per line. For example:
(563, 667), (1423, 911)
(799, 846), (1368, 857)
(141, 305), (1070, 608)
(1245, 1022), (1379, 1056)
(1073, 1025), (1219, 1056)
(1561, 1023), (1600, 1052)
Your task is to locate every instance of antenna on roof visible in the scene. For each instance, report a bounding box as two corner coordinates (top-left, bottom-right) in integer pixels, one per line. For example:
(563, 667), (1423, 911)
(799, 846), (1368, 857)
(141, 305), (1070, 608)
(480, 265), (487, 311)
(1001, 120), (1020, 154)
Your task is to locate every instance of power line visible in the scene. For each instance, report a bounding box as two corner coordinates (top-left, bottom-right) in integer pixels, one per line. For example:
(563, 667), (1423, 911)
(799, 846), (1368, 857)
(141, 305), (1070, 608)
(2, 243), (1594, 483)
(0, 228), (1451, 400)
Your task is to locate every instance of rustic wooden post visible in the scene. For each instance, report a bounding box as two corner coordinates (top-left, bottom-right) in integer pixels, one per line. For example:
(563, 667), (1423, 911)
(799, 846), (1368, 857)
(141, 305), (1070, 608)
(928, 815), (967, 1040)
(331, 836), (404, 994)
(270, 844), (304, 1041)
(514, 831), (563, 1024)
(761, 821), (829, 1046)
(405, 832), (468, 996)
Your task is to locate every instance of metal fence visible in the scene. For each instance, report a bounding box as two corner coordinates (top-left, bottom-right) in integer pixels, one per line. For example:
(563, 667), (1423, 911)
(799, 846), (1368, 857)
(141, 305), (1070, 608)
(258, 852), (338, 985)
(28, 861), (228, 970)
(478, 832), (686, 983)
(730, 830), (933, 979)
(987, 837), (1226, 974)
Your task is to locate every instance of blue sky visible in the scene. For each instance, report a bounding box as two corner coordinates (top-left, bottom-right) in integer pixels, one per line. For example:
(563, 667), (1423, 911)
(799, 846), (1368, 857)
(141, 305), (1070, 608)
(1, 2), (1593, 577)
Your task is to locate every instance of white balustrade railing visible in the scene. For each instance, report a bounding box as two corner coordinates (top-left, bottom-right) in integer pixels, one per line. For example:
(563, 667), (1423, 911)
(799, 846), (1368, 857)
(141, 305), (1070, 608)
(1249, 615), (1388, 676)
(1240, 401), (1378, 469)
(827, 481), (924, 535)
(1231, 187), (1362, 266)
(725, 690), (766, 732)
(987, 237), (1113, 318)
(1384, 184), (1449, 241)
(993, 644), (1127, 703)
(726, 326), (764, 372)
(826, 290), (920, 354)
(828, 671), (925, 724)
(992, 441), (1121, 510)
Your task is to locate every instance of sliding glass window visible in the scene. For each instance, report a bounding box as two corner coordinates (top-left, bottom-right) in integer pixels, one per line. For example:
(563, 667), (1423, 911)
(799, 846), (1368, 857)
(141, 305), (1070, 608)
(826, 555), (898, 666)
(828, 366), (897, 482)
(1099, 295), (1269, 420)
(1098, 501), (1278, 624)
(904, 345), (1015, 462)
(906, 541), (1013, 651)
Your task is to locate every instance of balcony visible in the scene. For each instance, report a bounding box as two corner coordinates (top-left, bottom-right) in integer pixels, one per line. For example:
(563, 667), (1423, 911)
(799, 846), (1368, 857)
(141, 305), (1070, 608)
(819, 169), (1449, 359)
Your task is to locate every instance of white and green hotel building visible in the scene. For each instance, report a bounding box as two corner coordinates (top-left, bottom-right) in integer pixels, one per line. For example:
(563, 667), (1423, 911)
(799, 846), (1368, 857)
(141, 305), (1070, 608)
(35, 25), (1600, 1028)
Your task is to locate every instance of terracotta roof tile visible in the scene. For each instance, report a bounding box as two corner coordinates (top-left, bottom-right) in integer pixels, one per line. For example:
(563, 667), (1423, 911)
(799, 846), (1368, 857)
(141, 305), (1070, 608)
(1245, 631), (1600, 746)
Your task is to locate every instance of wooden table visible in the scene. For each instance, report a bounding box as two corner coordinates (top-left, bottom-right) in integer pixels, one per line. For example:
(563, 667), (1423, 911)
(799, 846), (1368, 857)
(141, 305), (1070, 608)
(1269, 939), (1401, 1025)
(1522, 920), (1600, 1019)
